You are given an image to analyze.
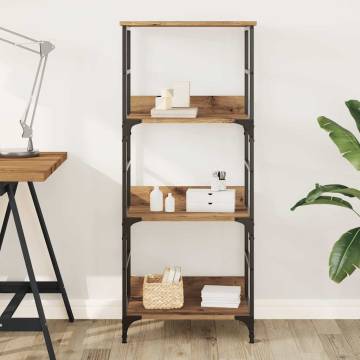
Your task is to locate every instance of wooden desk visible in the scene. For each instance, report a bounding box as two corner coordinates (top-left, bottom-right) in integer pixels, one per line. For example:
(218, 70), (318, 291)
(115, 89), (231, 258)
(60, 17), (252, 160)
(0, 152), (67, 182)
(0, 152), (73, 360)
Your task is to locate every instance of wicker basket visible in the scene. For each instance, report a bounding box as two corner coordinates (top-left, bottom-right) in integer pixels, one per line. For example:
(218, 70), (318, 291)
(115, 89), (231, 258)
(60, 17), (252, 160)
(143, 274), (184, 310)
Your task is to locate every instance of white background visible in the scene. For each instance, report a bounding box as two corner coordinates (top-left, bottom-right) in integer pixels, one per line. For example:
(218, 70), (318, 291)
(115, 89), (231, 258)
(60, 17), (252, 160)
(1, 0), (360, 318)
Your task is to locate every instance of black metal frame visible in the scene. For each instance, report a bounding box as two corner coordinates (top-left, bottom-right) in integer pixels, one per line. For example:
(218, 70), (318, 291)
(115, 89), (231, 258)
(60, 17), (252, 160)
(0, 182), (74, 360)
(122, 25), (255, 344)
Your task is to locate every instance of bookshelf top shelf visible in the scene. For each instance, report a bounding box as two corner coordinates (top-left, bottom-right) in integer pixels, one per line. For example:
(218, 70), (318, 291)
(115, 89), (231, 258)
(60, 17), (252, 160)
(120, 21), (257, 28)
(128, 96), (249, 124)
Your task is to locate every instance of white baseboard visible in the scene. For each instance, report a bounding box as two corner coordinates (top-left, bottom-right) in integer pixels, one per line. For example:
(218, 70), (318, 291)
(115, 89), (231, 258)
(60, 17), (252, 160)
(2, 298), (360, 319)
(255, 299), (360, 319)
(0, 297), (122, 320)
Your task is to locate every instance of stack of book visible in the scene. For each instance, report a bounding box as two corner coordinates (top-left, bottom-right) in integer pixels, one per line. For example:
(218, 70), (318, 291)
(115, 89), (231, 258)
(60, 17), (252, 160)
(162, 266), (181, 283)
(201, 285), (241, 308)
(150, 107), (198, 118)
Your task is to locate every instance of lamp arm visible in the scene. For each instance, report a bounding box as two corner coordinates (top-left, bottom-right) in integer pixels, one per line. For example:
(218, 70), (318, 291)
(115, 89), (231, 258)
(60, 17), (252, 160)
(0, 26), (40, 54)
(0, 27), (54, 153)
(20, 53), (50, 152)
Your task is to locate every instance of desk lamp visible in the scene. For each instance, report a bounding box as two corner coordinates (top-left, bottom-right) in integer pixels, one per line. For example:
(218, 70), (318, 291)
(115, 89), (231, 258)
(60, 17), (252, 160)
(0, 26), (54, 157)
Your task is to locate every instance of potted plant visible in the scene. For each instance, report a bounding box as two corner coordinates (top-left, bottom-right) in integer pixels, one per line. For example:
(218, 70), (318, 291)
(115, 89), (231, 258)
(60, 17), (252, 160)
(292, 100), (360, 283)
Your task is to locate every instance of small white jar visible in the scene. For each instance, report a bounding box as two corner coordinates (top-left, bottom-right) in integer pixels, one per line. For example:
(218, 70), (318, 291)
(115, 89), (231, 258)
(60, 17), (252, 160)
(165, 193), (175, 212)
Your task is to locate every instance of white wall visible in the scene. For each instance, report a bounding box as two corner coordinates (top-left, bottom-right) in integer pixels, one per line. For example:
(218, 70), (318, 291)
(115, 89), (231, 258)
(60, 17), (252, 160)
(1, 0), (360, 319)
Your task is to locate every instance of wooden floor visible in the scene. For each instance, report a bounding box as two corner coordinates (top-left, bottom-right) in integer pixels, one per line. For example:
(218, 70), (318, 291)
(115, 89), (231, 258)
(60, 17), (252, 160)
(0, 320), (360, 359)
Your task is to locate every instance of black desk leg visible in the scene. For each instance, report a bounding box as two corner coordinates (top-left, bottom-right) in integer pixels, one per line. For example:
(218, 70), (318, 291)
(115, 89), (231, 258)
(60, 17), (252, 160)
(28, 182), (74, 322)
(7, 184), (56, 360)
(0, 183), (17, 251)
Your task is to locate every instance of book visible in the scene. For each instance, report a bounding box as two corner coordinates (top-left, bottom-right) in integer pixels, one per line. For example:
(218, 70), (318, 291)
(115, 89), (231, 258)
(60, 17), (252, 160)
(201, 301), (240, 309)
(150, 107), (198, 118)
(162, 267), (170, 283)
(201, 285), (241, 298)
(201, 295), (240, 302)
(167, 267), (175, 283)
(173, 266), (181, 283)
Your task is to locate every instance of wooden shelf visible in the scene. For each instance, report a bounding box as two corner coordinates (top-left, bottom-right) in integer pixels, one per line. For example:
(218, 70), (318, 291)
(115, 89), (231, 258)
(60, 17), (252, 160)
(128, 276), (248, 319)
(120, 21), (257, 28)
(127, 186), (248, 221)
(127, 96), (249, 124)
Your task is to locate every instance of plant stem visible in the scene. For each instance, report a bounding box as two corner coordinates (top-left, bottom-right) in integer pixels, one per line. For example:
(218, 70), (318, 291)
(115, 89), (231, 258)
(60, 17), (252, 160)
(352, 209), (360, 218)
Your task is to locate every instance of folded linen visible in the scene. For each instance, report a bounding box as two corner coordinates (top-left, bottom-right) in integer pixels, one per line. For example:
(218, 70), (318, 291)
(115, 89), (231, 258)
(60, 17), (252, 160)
(201, 301), (240, 309)
(201, 285), (241, 298)
(201, 295), (240, 302)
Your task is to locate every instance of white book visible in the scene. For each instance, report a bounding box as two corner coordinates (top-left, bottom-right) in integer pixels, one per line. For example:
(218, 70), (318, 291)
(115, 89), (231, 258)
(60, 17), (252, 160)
(167, 266), (176, 283)
(173, 266), (181, 283)
(150, 107), (198, 118)
(162, 267), (170, 284)
(202, 295), (240, 302)
(201, 301), (240, 309)
(201, 285), (241, 298)
(172, 81), (190, 107)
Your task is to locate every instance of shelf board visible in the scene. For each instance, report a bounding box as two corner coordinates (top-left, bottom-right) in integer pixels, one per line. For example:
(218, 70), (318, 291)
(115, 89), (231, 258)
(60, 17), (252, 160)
(128, 276), (248, 319)
(120, 21), (257, 28)
(127, 186), (249, 221)
(127, 96), (249, 124)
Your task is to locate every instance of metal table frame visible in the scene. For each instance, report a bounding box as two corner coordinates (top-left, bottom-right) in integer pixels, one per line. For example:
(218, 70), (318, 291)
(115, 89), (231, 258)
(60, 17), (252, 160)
(0, 182), (74, 360)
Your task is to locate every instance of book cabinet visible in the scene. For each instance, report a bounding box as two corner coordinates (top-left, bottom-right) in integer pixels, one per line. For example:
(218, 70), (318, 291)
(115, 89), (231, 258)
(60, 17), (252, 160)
(121, 21), (256, 343)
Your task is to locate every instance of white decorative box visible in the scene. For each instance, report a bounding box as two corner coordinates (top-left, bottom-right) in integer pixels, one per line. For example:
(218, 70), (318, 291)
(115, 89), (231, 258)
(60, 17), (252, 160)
(186, 189), (235, 213)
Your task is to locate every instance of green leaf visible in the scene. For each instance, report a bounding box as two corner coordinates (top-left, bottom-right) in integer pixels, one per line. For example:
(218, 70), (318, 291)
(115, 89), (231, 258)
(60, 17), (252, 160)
(306, 183), (360, 202)
(346, 100), (360, 133)
(329, 227), (360, 283)
(291, 195), (353, 211)
(318, 116), (360, 170)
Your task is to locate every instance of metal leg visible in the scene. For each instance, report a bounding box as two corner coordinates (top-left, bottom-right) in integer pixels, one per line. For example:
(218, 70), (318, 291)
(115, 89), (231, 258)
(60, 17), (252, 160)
(126, 222), (131, 299)
(249, 221), (255, 344)
(122, 220), (128, 340)
(28, 182), (74, 322)
(249, 318), (255, 343)
(235, 316), (255, 344)
(0, 183), (18, 251)
(122, 315), (141, 343)
(244, 226), (248, 299)
(7, 184), (56, 360)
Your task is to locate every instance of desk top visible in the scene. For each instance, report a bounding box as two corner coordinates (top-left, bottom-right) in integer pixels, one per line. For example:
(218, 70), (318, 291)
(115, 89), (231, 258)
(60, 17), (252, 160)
(0, 152), (67, 182)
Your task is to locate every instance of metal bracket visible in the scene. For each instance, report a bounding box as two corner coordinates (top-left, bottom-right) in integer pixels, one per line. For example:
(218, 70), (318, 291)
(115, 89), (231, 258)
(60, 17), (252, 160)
(243, 123), (254, 139)
(124, 217), (142, 228)
(234, 119), (254, 139)
(235, 217), (254, 227)
(123, 120), (142, 141)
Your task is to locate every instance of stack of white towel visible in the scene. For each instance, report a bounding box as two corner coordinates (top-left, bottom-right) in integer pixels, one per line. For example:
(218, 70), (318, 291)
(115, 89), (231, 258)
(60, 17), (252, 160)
(201, 285), (241, 308)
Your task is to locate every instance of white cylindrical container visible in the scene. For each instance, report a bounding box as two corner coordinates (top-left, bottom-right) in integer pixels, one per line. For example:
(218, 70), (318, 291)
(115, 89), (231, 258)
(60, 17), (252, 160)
(165, 193), (175, 212)
(218, 179), (227, 191)
(150, 186), (163, 211)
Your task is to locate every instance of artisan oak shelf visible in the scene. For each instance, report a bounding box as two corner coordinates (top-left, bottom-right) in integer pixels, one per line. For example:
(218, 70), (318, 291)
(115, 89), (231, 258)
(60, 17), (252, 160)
(121, 21), (255, 344)
(127, 186), (249, 221)
(128, 95), (250, 124)
(128, 276), (249, 319)
(120, 21), (257, 28)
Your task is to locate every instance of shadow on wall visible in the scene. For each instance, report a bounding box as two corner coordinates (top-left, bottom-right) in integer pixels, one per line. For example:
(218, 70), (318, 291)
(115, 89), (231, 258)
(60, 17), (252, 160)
(0, 155), (123, 301)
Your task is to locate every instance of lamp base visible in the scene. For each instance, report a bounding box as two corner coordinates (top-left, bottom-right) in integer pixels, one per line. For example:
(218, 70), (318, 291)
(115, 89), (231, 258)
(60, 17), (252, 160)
(0, 148), (40, 158)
